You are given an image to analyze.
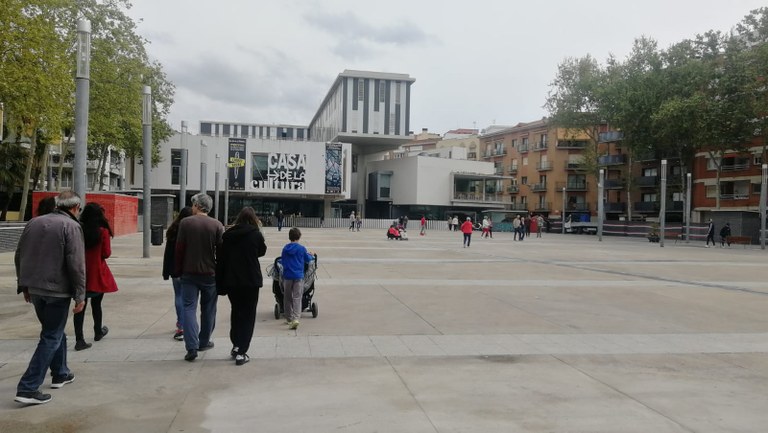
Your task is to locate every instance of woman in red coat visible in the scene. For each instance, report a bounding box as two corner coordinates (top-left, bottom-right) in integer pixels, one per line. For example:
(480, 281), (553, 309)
(74, 203), (118, 351)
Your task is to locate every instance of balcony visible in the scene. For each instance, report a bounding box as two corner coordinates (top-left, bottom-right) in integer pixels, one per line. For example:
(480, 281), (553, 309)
(604, 179), (624, 189)
(519, 144), (529, 153)
(508, 166), (518, 174)
(507, 185), (520, 194)
(565, 161), (584, 171)
(452, 192), (504, 203)
(568, 202), (590, 211)
(536, 161), (553, 171)
(721, 162), (749, 172)
(531, 182), (547, 192)
(720, 193), (750, 200)
(467, 152), (477, 159)
(598, 131), (624, 143)
(598, 154), (626, 166)
(636, 176), (658, 187)
(605, 202), (625, 213)
(557, 140), (588, 149)
(533, 142), (548, 151)
(556, 181), (588, 191)
(634, 201), (660, 213)
(494, 166), (505, 175)
(534, 202), (552, 211)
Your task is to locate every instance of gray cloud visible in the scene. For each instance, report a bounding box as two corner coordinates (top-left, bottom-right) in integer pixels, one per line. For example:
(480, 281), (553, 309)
(303, 10), (434, 59)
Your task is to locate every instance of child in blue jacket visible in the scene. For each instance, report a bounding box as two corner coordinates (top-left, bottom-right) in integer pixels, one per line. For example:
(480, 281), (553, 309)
(281, 228), (314, 329)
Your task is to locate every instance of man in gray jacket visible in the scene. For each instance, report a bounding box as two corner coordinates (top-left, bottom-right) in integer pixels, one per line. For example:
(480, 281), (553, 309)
(14, 191), (86, 405)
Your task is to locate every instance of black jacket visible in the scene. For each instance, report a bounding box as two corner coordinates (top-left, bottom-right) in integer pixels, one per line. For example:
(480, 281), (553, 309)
(162, 233), (178, 280)
(215, 224), (267, 292)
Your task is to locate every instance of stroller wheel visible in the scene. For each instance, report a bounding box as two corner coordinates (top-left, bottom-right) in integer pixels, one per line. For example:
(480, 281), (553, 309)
(274, 304), (280, 320)
(311, 302), (318, 318)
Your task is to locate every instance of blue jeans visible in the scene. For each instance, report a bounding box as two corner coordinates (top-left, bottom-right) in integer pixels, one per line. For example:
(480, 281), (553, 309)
(181, 275), (217, 352)
(172, 278), (184, 330)
(17, 295), (71, 393)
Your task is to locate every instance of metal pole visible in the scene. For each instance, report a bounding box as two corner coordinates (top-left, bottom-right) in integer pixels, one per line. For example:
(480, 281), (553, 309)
(200, 140), (208, 194)
(598, 169), (604, 241)
(0, 102), (4, 143)
(179, 121), (188, 211)
(685, 172), (691, 244)
(74, 19), (91, 200)
(214, 154), (220, 221)
(561, 186), (566, 234)
(761, 164), (767, 250)
(142, 86), (152, 258)
(659, 159), (667, 248)
(224, 177), (230, 226)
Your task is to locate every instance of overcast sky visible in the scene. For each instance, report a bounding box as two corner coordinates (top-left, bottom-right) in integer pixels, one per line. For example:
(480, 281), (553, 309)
(127, 0), (766, 135)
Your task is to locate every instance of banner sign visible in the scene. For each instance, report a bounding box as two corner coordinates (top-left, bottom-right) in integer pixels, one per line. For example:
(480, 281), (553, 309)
(228, 138), (246, 190)
(252, 152), (307, 190)
(325, 143), (342, 194)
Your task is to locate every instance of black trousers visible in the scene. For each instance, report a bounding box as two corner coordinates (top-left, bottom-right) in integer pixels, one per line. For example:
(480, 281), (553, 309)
(228, 288), (260, 355)
(74, 293), (104, 342)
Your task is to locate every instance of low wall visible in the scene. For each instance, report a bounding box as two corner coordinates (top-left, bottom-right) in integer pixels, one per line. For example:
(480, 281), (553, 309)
(32, 192), (138, 237)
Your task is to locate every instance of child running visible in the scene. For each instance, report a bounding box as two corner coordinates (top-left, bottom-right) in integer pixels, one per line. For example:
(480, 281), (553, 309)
(281, 228), (315, 330)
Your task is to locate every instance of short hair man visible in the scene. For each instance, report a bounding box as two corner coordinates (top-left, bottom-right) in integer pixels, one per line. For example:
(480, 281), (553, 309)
(175, 193), (224, 361)
(14, 191), (86, 404)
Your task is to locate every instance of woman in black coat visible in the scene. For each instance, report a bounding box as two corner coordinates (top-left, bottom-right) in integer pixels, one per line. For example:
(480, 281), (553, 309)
(163, 207), (193, 341)
(216, 207), (267, 366)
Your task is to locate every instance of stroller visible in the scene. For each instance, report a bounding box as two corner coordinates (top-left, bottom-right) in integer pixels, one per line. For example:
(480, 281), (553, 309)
(267, 254), (319, 320)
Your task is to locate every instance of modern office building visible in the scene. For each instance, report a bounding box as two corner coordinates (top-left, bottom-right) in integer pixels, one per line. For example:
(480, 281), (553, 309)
(198, 121), (309, 141)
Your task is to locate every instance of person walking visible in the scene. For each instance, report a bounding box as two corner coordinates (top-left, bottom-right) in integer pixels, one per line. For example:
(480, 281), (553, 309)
(720, 222), (732, 248)
(519, 216), (527, 241)
(452, 216), (459, 232)
(705, 219), (716, 247)
(276, 210), (284, 232)
(73, 203), (118, 351)
(175, 193), (224, 362)
(513, 215), (521, 241)
(281, 228), (315, 330)
(349, 211), (356, 231)
(536, 215), (544, 238)
(461, 217), (474, 248)
(420, 215), (426, 236)
(481, 216), (490, 238)
(216, 207), (267, 366)
(163, 206), (193, 341)
(356, 215), (362, 231)
(14, 191), (86, 405)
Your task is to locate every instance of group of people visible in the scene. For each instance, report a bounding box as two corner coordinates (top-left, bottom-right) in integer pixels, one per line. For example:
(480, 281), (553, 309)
(348, 211), (362, 231)
(705, 219), (732, 248)
(512, 214), (545, 241)
(14, 191), (117, 405)
(14, 191), (315, 405)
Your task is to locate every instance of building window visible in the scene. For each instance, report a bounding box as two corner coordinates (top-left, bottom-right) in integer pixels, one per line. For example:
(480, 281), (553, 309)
(241, 125), (249, 138)
(297, 129), (304, 140)
(200, 123), (212, 135)
(642, 193), (657, 202)
(755, 155), (763, 165)
(358, 79), (364, 100)
(379, 82), (386, 102)
(706, 185), (717, 198)
(395, 82), (401, 104)
(352, 154), (358, 173)
(170, 149), (186, 185)
(222, 124), (230, 137)
(521, 176), (528, 185)
(522, 157), (528, 166)
(540, 133), (547, 147)
(643, 167), (658, 177)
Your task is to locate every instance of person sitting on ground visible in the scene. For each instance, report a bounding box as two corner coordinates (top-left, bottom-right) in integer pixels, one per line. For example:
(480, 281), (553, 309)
(387, 224), (401, 240)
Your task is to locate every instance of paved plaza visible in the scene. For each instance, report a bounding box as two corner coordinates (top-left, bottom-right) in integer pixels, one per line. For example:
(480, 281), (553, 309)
(0, 227), (767, 432)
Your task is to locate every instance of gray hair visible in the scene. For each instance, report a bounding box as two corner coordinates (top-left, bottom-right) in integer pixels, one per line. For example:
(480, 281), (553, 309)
(56, 190), (82, 210)
(191, 193), (212, 213)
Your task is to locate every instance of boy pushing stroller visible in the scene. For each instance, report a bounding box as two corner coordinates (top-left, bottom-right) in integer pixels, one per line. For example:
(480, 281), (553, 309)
(271, 228), (318, 328)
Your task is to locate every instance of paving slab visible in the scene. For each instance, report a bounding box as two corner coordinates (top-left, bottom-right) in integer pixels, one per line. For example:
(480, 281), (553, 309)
(0, 229), (767, 432)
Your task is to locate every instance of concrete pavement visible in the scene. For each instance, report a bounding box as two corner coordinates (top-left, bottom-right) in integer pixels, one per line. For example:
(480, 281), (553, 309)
(1, 228), (767, 432)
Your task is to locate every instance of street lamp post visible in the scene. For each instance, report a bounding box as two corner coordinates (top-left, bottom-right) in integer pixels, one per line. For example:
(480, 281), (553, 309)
(224, 176), (230, 226)
(685, 172), (692, 244)
(659, 159), (667, 248)
(214, 154), (220, 221)
(561, 186), (566, 234)
(598, 169), (604, 241)
(74, 19), (91, 200)
(761, 164), (767, 250)
(179, 121), (188, 211)
(200, 140), (208, 194)
(142, 86), (152, 259)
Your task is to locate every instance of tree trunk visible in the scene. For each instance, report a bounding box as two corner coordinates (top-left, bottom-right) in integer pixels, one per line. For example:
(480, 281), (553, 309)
(37, 142), (50, 191)
(91, 144), (108, 191)
(626, 153), (633, 221)
(17, 129), (37, 221)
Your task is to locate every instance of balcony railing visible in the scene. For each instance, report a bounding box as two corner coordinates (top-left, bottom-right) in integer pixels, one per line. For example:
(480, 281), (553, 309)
(598, 154), (626, 166)
(721, 163), (749, 172)
(720, 193), (750, 200)
(519, 144), (529, 153)
(534, 202), (551, 211)
(494, 166), (505, 175)
(569, 202), (590, 211)
(536, 161), (553, 171)
(533, 142), (548, 151)
(604, 179), (624, 189)
(598, 131), (624, 143)
(556, 181), (588, 191)
(634, 201), (660, 212)
(453, 192), (504, 203)
(565, 161), (584, 170)
(605, 202), (625, 213)
(557, 140), (588, 149)
(531, 182), (547, 192)
(637, 176), (658, 187)
(508, 166), (518, 174)
(507, 185), (520, 194)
